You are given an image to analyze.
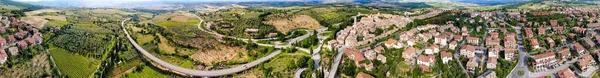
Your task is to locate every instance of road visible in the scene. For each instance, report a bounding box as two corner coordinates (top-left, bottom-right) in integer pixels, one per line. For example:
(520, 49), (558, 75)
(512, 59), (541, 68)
(121, 18), (286, 77)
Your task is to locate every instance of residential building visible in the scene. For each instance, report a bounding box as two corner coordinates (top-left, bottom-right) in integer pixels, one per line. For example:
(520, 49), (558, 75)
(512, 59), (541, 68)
(467, 58), (478, 73)
(0, 48), (6, 64)
(424, 44), (439, 54)
(385, 39), (401, 48)
(441, 51), (453, 64)
(449, 40), (458, 50)
(573, 42), (586, 55)
(487, 57), (497, 69)
(579, 54), (596, 72)
(461, 45), (476, 58)
(505, 49), (516, 61)
(504, 38), (517, 49)
(530, 39), (540, 49)
(582, 38), (595, 48)
(377, 54), (387, 63)
(558, 48), (571, 61)
(532, 52), (557, 72)
(356, 72), (375, 78)
(417, 55), (436, 71)
(488, 47), (500, 58)
(403, 47), (417, 63)
(557, 68), (575, 78)
(467, 36), (479, 44)
(546, 37), (555, 48)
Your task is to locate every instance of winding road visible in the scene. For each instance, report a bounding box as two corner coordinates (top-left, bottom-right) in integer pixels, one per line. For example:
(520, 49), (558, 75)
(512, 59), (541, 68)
(121, 18), (287, 77)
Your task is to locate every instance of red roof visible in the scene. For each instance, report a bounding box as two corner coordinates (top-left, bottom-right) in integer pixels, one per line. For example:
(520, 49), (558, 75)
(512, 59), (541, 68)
(356, 72), (375, 78)
(6, 35), (15, 42)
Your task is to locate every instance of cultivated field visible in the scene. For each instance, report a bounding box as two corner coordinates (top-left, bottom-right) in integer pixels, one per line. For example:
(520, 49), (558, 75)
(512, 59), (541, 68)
(21, 9), (67, 28)
(0, 50), (52, 78)
(190, 45), (247, 65)
(264, 15), (324, 33)
(49, 47), (99, 78)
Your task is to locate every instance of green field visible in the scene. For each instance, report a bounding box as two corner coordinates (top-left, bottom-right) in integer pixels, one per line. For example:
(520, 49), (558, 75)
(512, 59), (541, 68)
(49, 47), (99, 78)
(154, 21), (179, 27)
(75, 23), (99, 27)
(124, 66), (172, 78)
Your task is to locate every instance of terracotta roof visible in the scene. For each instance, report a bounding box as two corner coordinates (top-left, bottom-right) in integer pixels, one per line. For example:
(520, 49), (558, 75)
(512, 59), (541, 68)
(418, 55), (435, 63)
(419, 64), (430, 71)
(385, 39), (396, 45)
(559, 48), (570, 56)
(574, 42), (585, 52)
(488, 57), (497, 64)
(534, 52), (555, 60)
(374, 46), (384, 53)
(579, 54), (594, 68)
(558, 68), (575, 78)
(6, 35), (15, 42)
(356, 72), (375, 78)
(505, 49), (516, 54)
(441, 51), (452, 58)
(403, 47), (416, 57)
(0, 46), (6, 61)
(467, 36), (478, 40)
(463, 45), (475, 52)
(529, 39), (539, 46)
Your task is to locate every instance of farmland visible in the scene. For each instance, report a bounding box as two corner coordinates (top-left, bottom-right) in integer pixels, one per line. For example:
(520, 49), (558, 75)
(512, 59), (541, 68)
(49, 46), (99, 78)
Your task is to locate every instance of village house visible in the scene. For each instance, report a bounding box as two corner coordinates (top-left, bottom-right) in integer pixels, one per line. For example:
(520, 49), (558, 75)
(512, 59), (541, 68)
(546, 37), (555, 48)
(530, 39), (540, 49)
(364, 50), (377, 60)
(0, 48), (6, 64)
(552, 26), (565, 34)
(525, 28), (534, 38)
(8, 47), (17, 56)
(455, 35), (463, 41)
(557, 68), (575, 78)
(582, 38), (595, 48)
(467, 36), (479, 44)
(487, 57), (497, 69)
(486, 37), (500, 47)
(506, 33), (516, 39)
(435, 36), (448, 46)
(488, 47), (500, 58)
(505, 49), (516, 61)
(578, 54), (596, 72)
(441, 51), (453, 64)
(505, 38), (517, 49)
(403, 47), (417, 63)
(343, 48), (372, 70)
(356, 72), (375, 78)
(407, 39), (415, 46)
(417, 55), (436, 71)
(532, 52), (557, 72)
(385, 39), (401, 48)
(461, 45), (476, 58)
(467, 58), (478, 73)
(538, 27), (546, 35)
(558, 48), (571, 61)
(573, 42), (586, 55)
(16, 41), (27, 49)
(449, 40), (458, 50)
(424, 44), (439, 54)
(377, 54), (387, 63)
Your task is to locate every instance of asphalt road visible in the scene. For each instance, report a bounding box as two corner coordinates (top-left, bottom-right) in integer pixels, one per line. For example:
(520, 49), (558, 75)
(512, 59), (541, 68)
(121, 18), (287, 77)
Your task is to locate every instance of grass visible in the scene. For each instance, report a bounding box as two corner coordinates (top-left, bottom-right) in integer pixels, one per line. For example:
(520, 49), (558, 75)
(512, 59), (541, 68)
(186, 19), (201, 24)
(135, 34), (154, 45)
(110, 58), (142, 77)
(261, 51), (310, 77)
(45, 19), (70, 27)
(124, 66), (172, 78)
(156, 55), (194, 69)
(154, 21), (179, 27)
(49, 46), (99, 78)
(156, 33), (176, 54)
(75, 23), (99, 27)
